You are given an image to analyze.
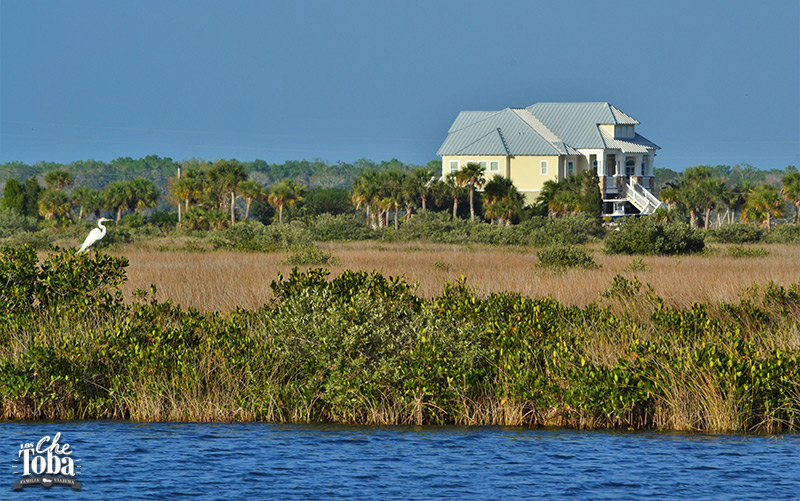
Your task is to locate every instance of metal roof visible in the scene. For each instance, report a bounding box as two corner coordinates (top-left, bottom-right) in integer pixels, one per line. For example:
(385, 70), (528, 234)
(437, 108), (560, 156)
(599, 128), (661, 153)
(438, 102), (657, 157)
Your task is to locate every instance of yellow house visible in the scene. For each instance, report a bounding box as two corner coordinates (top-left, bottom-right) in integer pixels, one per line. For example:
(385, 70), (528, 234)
(437, 102), (665, 216)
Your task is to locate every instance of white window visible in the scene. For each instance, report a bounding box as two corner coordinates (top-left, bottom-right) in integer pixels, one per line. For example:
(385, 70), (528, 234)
(489, 161), (499, 172)
(540, 160), (548, 175)
(449, 160), (459, 173)
(567, 161), (574, 176)
(478, 161), (487, 170)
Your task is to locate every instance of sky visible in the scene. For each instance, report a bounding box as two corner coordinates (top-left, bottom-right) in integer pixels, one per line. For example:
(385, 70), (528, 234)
(1, 0), (798, 171)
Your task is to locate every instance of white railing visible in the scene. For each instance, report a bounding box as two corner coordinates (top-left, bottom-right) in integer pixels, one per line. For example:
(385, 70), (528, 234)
(626, 180), (666, 215)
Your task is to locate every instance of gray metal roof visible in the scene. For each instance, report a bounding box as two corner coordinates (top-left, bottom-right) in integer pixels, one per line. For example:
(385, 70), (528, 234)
(437, 108), (560, 156)
(438, 102), (658, 157)
(599, 128), (660, 153)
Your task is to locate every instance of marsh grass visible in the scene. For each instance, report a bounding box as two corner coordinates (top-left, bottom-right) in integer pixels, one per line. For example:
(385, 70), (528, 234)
(115, 242), (800, 312)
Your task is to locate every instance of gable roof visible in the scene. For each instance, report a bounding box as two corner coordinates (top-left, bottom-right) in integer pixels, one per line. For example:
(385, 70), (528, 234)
(438, 102), (659, 156)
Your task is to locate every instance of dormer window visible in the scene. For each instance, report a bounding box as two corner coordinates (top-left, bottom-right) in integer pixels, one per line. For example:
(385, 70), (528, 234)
(615, 125), (635, 139)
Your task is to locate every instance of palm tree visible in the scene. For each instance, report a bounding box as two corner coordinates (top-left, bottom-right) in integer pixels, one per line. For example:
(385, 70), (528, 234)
(236, 180), (265, 220)
(445, 172), (467, 219)
(172, 176), (194, 217)
(699, 178), (728, 230)
(745, 184), (785, 228)
(536, 180), (562, 216)
(38, 189), (71, 221)
(43, 170), (74, 191)
(103, 181), (132, 222)
(351, 169), (383, 228)
(350, 176), (371, 227)
(456, 162), (486, 221)
(71, 187), (103, 221)
(659, 183), (680, 210)
(385, 170), (406, 229)
(781, 171), (800, 223)
(727, 181), (753, 224)
(128, 178), (159, 214)
(483, 176), (524, 225)
(268, 179), (306, 223)
(409, 167), (435, 211)
(679, 166), (716, 228)
(208, 159), (247, 225)
(71, 187), (90, 221)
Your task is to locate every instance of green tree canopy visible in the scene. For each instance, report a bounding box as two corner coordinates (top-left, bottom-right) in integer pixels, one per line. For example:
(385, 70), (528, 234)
(268, 179), (306, 223)
(1, 178), (25, 214)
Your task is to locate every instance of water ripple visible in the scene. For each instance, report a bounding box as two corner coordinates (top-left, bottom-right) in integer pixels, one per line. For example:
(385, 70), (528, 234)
(2, 422), (799, 499)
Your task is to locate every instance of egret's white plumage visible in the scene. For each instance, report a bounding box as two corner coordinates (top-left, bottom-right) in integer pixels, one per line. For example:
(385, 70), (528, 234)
(77, 217), (111, 253)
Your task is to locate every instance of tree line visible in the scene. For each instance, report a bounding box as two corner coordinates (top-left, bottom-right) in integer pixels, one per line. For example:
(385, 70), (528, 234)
(658, 165), (800, 228)
(1, 155), (799, 233)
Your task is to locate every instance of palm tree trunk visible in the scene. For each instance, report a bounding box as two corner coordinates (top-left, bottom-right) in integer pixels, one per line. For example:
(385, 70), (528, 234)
(453, 198), (458, 219)
(116, 205), (123, 222)
(278, 204), (284, 224)
(704, 208), (711, 230)
(245, 199), (252, 220)
(394, 206), (399, 229)
(469, 187), (475, 221)
(421, 196), (427, 211)
(230, 191), (236, 226)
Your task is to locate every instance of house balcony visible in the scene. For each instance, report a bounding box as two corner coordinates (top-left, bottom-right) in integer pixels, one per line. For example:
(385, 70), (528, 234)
(601, 175), (655, 196)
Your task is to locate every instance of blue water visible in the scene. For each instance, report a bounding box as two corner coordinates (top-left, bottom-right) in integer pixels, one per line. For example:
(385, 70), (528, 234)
(2, 421), (799, 499)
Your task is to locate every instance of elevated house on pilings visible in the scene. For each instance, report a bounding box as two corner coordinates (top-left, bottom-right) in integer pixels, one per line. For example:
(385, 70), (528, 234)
(437, 102), (666, 217)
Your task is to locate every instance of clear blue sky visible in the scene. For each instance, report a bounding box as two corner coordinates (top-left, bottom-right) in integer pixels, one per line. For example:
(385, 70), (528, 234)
(2, 0), (798, 171)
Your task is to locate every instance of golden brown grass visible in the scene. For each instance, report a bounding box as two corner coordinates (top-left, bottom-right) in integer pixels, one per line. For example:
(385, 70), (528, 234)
(112, 241), (800, 312)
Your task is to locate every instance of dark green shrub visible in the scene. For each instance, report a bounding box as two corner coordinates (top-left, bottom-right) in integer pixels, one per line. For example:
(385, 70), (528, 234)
(212, 220), (313, 252)
(604, 217), (705, 255)
(518, 214), (605, 247)
(0, 245), (128, 312)
(765, 224), (800, 244)
(0, 209), (38, 238)
(536, 245), (598, 270)
(120, 213), (145, 228)
(151, 210), (178, 231)
(3, 230), (51, 249)
(93, 225), (132, 250)
(706, 223), (764, 243)
(308, 213), (372, 241)
(727, 245), (769, 258)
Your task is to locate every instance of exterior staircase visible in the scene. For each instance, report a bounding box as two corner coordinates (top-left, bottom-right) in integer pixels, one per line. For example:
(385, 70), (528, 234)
(626, 180), (666, 215)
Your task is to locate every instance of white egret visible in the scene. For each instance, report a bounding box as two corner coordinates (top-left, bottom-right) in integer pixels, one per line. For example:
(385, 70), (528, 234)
(77, 217), (111, 253)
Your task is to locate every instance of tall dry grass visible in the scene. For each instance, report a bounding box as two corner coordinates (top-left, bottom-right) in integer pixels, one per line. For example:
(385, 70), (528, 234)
(114, 242), (800, 311)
